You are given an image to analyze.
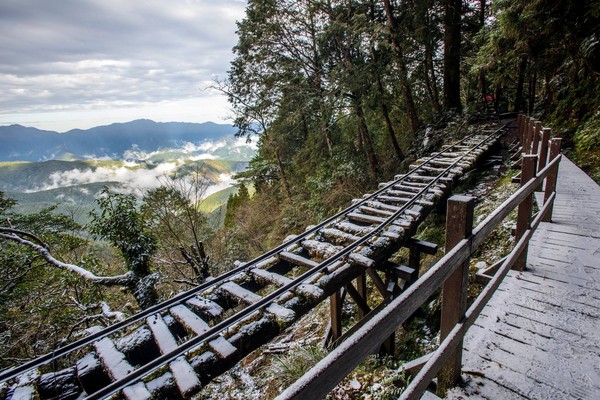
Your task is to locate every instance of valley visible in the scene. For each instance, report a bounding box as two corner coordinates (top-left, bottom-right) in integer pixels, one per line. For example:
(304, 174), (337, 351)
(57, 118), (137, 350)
(0, 120), (255, 220)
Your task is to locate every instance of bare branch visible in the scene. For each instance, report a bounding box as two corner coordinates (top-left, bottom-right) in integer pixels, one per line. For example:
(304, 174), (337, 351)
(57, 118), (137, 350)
(0, 232), (133, 286)
(0, 227), (49, 249)
(69, 297), (126, 321)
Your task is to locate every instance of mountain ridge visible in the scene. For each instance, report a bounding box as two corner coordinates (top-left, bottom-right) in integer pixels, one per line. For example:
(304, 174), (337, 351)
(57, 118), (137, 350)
(0, 119), (238, 162)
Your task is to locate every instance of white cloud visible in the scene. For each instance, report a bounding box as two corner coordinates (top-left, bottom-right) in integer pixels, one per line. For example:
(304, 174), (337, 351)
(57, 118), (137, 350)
(203, 173), (236, 198)
(0, 0), (246, 131)
(28, 162), (180, 193)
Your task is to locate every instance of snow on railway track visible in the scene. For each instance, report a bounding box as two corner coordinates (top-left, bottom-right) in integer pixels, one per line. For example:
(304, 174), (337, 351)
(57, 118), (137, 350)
(0, 122), (508, 400)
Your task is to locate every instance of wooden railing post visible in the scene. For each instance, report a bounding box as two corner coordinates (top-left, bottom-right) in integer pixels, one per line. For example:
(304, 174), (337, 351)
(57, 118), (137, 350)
(517, 114), (524, 146)
(523, 117), (532, 153)
(356, 273), (367, 319)
(531, 121), (542, 156)
(330, 289), (343, 342)
(514, 154), (538, 270)
(542, 138), (562, 222)
(536, 128), (551, 191)
(438, 195), (475, 395)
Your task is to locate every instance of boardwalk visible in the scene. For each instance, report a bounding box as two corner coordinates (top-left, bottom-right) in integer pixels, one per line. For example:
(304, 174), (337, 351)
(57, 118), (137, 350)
(450, 157), (600, 399)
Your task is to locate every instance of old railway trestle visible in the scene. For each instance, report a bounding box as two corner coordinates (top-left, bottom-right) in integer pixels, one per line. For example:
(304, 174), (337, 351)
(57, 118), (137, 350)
(0, 121), (509, 399)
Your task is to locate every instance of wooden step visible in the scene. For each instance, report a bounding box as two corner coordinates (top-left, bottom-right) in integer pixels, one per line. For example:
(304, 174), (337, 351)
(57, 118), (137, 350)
(249, 268), (293, 287)
(279, 251), (320, 268)
(399, 180), (429, 187)
(378, 195), (411, 203)
(321, 228), (361, 245)
(359, 205), (394, 217)
(335, 221), (374, 236)
(302, 239), (342, 259)
(392, 218), (414, 228)
(146, 314), (202, 396)
(392, 184), (420, 193)
(206, 336), (237, 359)
(122, 382), (152, 400)
(186, 297), (224, 319)
(386, 189), (418, 197)
(347, 212), (386, 225)
(147, 314), (178, 353)
(364, 200), (401, 212)
(220, 281), (262, 304)
(170, 305), (209, 335)
(94, 337), (134, 381)
(220, 281), (295, 320)
(11, 386), (36, 400)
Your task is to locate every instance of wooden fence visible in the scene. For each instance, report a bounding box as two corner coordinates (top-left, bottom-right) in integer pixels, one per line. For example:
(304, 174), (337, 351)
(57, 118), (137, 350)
(276, 116), (562, 400)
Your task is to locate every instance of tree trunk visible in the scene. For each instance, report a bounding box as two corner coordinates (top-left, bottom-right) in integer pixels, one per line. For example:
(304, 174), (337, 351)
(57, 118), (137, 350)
(382, 0), (420, 134)
(309, 9), (334, 155)
(514, 56), (528, 112)
(131, 273), (159, 309)
(371, 46), (405, 161)
(443, 0), (463, 113)
(478, 0), (487, 104)
(425, 41), (442, 115)
(528, 68), (537, 114)
(274, 149), (292, 198)
(264, 135), (292, 198)
(353, 96), (380, 177)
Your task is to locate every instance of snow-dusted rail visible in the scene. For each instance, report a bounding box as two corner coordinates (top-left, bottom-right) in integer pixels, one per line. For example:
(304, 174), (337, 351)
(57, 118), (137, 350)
(0, 123), (508, 400)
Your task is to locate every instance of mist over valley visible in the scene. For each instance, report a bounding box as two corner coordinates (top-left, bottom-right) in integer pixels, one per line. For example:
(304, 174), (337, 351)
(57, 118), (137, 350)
(0, 120), (255, 218)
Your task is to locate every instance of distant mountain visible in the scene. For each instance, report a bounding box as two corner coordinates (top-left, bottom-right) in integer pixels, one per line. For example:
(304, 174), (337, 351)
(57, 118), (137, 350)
(0, 120), (238, 162)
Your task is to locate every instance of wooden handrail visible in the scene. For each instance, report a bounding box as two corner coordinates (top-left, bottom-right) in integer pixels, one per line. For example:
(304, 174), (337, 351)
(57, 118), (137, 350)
(277, 133), (562, 400)
(401, 191), (557, 399)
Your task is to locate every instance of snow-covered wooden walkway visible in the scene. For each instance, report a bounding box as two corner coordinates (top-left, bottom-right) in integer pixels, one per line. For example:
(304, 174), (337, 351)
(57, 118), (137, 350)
(452, 156), (600, 399)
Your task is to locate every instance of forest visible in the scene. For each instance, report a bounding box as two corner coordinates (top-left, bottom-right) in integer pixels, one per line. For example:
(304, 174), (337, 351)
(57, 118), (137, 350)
(1, 0), (599, 374)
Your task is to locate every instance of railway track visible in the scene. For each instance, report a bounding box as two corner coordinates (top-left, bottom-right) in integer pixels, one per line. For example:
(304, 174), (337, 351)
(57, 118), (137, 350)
(0, 122), (508, 400)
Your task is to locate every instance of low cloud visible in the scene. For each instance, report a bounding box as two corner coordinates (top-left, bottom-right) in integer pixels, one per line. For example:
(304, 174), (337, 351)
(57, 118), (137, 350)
(29, 162), (179, 193)
(203, 173), (236, 198)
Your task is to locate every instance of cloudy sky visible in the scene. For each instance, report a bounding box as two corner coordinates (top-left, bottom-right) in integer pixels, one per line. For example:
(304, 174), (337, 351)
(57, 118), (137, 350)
(0, 0), (246, 132)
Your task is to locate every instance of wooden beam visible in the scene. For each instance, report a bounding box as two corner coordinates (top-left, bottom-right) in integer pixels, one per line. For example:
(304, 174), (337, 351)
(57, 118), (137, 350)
(438, 195), (475, 394)
(531, 120), (542, 156)
(345, 282), (371, 318)
(366, 267), (388, 297)
(514, 155), (537, 270)
(356, 273), (367, 319)
(330, 289), (343, 342)
(542, 138), (562, 222)
(536, 128), (551, 191)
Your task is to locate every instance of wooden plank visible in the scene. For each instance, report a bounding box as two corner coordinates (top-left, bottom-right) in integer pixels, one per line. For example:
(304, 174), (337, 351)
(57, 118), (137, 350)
(359, 205), (394, 217)
(514, 154), (537, 270)
(439, 195), (475, 392)
(457, 153), (600, 400)
(279, 251), (319, 268)
(464, 325), (597, 400)
(146, 314), (178, 353)
(122, 382), (152, 400)
(207, 336), (237, 359)
(146, 314), (202, 396)
(186, 296), (224, 319)
(169, 305), (209, 335)
(94, 337), (134, 380)
(249, 268), (293, 287)
(347, 212), (386, 224)
(169, 356), (201, 396)
(220, 281), (262, 304)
